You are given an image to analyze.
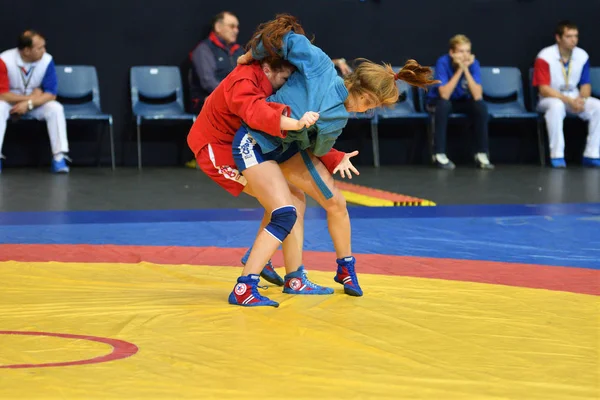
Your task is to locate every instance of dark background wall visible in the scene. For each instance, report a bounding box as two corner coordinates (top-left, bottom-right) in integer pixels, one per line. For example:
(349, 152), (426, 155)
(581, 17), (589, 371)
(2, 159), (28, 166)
(1, 0), (598, 166)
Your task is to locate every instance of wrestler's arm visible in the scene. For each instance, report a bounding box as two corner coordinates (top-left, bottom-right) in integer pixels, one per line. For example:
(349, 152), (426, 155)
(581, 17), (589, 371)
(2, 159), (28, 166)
(318, 148), (345, 174)
(226, 78), (293, 137)
(320, 148), (360, 179)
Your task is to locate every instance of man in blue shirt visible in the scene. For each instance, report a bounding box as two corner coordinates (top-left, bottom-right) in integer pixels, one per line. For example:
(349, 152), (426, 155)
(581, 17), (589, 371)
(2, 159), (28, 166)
(427, 35), (493, 170)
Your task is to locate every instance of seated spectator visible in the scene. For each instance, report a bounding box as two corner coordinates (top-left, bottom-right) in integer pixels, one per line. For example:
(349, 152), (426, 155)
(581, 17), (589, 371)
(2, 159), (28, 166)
(188, 11), (245, 115)
(533, 20), (600, 168)
(0, 30), (70, 173)
(426, 34), (493, 170)
(185, 11), (245, 169)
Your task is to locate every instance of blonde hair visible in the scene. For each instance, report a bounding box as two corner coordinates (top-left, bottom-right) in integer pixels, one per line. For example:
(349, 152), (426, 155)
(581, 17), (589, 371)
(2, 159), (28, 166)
(449, 34), (471, 51)
(344, 59), (439, 107)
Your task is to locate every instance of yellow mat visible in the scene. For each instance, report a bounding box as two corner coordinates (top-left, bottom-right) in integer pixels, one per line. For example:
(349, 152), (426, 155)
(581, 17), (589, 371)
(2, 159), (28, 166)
(1, 261), (598, 399)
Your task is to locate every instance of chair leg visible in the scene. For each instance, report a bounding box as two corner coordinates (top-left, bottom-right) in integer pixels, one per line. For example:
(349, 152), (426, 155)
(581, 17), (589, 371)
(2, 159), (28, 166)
(109, 118), (116, 171)
(408, 124), (418, 164)
(179, 117), (196, 165)
(536, 119), (545, 167)
(517, 122), (527, 163)
(371, 116), (380, 168)
(95, 123), (103, 167)
(427, 114), (435, 163)
(136, 118), (142, 170)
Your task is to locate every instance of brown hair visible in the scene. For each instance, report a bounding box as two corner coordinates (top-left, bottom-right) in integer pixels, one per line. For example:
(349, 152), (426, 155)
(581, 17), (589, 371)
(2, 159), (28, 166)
(449, 34), (471, 51)
(18, 30), (44, 50)
(246, 14), (306, 61)
(263, 58), (295, 73)
(211, 11), (237, 31)
(344, 59), (439, 107)
(555, 20), (578, 37)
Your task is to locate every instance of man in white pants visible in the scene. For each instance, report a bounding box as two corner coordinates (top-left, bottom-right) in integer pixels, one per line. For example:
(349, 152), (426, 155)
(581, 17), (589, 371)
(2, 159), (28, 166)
(533, 20), (600, 168)
(0, 30), (70, 173)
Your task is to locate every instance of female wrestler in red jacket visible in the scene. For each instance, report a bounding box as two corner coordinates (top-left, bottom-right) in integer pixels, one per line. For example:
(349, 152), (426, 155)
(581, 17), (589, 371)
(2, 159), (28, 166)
(187, 55), (359, 306)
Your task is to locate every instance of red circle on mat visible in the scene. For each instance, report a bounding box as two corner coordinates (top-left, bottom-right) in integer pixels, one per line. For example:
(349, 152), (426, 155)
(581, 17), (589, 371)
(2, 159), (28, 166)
(0, 331), (138, 369)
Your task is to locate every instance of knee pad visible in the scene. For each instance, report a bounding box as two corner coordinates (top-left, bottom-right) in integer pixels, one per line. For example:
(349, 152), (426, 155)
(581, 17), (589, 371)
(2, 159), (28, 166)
(265, 205), (297, 242)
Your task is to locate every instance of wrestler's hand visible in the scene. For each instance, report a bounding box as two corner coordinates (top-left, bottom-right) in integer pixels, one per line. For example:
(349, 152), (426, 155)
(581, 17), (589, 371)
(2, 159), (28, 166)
(333, 150), (360, 179)
(237, 51), (254, 65)
(297, 111), (319, 129)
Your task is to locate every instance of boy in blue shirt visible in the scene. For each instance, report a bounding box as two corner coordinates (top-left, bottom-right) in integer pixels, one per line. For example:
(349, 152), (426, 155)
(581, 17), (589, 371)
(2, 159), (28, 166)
(427, 34), (493, 170)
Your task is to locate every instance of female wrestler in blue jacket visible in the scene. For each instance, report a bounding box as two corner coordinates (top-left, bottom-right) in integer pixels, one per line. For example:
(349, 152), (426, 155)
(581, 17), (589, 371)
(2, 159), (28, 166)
(229, 14), (437, 307)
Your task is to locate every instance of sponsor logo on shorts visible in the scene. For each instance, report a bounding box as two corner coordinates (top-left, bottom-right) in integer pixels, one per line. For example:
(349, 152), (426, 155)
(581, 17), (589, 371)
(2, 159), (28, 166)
(241, 137), (253, 160)
(218, 165), (241, 180)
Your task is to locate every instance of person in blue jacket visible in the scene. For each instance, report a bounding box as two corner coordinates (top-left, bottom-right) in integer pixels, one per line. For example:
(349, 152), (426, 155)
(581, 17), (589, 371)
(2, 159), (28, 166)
(228, 14), (437, 307)
(426, 34), (494, 170)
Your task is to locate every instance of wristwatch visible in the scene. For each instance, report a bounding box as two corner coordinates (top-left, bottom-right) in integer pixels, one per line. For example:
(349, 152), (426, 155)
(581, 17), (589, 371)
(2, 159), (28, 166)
(27, 99), (33, 111)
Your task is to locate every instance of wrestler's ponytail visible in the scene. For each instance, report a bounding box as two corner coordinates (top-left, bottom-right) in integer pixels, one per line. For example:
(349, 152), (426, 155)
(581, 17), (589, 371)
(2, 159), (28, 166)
(344, 59), (439, 107)
(394, 60), (438, 89)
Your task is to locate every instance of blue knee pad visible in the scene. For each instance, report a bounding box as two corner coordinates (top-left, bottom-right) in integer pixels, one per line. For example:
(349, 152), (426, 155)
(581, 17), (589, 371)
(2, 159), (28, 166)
(265, 206), (297, 242)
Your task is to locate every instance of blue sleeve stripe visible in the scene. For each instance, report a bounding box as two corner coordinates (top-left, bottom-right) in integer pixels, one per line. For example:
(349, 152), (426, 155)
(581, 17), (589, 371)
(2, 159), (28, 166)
(41, 60), (58, 95)
(579, 59), (591, 86)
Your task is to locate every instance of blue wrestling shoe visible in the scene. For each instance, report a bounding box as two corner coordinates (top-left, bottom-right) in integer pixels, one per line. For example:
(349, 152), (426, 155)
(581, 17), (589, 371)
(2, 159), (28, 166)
(283, 266), (334, 295)
(51, 157), (69, 173)
(334, 256), (363, 297)
(550, 158), (566, 168)
(582, 157), (600, 168)
(228, 274), (279, 307)
(241, 247), (284, 286)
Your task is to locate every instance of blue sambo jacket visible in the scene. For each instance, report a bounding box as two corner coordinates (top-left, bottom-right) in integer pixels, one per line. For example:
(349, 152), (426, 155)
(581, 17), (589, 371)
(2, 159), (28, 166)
(247, 32), (350, 158)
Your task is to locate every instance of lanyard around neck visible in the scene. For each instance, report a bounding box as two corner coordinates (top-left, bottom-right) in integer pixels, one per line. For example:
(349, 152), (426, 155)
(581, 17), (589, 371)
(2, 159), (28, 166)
(18, 63), (36, 91)
(560, 56), (571, 86)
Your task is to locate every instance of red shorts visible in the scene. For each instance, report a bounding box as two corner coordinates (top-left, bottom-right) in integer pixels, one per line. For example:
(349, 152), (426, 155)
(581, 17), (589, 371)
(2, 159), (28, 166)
(196, 144), (247, 197)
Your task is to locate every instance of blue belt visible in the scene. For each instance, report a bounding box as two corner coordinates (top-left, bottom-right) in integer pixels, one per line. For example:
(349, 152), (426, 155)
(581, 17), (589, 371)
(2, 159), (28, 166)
(300, 150), (333, 200)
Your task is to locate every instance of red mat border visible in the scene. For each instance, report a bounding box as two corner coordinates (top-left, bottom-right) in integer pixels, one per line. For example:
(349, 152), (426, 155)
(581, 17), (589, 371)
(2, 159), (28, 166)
(1, 244), (598, 296)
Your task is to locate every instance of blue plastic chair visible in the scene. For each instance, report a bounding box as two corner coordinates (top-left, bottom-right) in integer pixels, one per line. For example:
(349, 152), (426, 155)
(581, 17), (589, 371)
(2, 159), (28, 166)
(376, 72), (428, 164)
(590, 67), (600, 99)
(378, 75), (428, 120)
(481, 66), (544, 165)
(130, 66), (196, 169)
(56, 65), (115, 170)
(347, 111), (380, 167)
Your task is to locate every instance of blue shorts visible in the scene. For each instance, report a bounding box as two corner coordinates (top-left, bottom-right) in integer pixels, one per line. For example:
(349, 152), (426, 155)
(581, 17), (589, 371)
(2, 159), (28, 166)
(232, 126), (298, 173)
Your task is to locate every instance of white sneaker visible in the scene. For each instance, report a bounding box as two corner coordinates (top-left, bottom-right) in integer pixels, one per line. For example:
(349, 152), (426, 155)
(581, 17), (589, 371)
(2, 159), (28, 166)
(433, 153), (455, 169)
(474, 153), (494, 169)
